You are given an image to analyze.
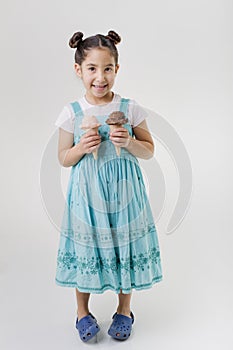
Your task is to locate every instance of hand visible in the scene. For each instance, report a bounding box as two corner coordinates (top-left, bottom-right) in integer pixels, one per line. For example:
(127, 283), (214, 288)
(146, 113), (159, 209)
(109, 127), (131, 148)
(78, 129), (101, 154)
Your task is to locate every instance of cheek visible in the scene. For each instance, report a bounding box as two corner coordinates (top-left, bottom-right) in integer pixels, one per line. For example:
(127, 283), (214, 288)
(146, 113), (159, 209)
(83, 76), (92, 85)
(109, 75), (116, 83)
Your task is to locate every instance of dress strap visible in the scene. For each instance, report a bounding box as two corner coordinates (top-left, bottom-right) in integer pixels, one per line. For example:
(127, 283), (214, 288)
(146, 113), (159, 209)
(70, 101), (83, 116)
(119, 98), (130, 115)
(70, 102), (83, 140)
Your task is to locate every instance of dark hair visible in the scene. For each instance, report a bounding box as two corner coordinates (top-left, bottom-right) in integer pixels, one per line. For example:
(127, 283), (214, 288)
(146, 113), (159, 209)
(68, 30), (121, 65)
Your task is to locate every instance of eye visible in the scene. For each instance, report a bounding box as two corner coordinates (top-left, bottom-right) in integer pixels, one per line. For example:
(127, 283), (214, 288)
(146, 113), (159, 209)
(88, 67), (95, 72)
(105, 67), (113, 72)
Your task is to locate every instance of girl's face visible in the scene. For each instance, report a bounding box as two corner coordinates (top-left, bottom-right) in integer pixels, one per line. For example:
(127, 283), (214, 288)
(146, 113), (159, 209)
(74, 48), (119, 105)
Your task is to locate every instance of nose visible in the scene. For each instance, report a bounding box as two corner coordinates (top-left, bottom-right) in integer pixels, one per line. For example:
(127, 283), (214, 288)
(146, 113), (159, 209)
(96, 70), (105, 82)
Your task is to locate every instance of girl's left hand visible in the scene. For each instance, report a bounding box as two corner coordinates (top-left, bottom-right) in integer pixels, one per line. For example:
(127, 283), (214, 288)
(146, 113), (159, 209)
(109, 127), (131, 148)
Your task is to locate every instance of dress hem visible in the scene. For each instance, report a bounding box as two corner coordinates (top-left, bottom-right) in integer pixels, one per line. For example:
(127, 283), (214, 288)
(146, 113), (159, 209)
(55, 276), (163, 294)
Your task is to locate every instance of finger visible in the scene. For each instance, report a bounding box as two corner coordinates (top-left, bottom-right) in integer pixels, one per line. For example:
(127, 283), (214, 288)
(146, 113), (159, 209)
(111, 140), (126, 146)
(83, 135), (101, 143)
(110, 135), (128, 143)
(110, 132), (129, 139)
(86, 145), (100, 153)
(110, 128), (128, 134)
(85, 140), (101, 148)
(82, 132), (100, 141)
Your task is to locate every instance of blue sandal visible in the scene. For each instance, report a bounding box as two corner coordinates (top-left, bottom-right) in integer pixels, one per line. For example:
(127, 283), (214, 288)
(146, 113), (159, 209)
(108, 311), (135, 340)
(75, 313), (100, 342)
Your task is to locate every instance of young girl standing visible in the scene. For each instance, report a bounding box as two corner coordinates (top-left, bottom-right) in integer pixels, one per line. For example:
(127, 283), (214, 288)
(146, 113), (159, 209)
(55, 30), (162, 342)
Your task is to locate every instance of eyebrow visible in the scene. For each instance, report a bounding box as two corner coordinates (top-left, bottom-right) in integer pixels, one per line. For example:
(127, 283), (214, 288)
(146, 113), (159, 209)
(86, 63), (115, 67)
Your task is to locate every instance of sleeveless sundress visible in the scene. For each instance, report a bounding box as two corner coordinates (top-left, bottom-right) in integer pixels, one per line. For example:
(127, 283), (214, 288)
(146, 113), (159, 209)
(55, 98), (162, 294)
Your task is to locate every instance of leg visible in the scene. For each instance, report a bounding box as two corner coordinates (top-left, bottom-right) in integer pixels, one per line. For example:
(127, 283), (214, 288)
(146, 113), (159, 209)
(75, 288), (90, 320)
(116, 289), (132, 317)
(75, 289), (100, 342)
(108, 289), (134, 340)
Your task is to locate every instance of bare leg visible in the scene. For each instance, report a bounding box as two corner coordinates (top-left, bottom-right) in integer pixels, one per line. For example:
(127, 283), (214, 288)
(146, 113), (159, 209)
(116, 289), (132, 318)
(75, 288), (90, 320)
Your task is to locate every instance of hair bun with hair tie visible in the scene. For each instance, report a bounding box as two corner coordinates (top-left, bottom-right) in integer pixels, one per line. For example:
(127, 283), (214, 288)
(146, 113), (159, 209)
(69, 32), (84, 48)
(106, 30), (121, 45)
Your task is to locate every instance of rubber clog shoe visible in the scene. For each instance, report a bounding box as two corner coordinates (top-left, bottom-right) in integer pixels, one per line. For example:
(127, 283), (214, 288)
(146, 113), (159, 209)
(108, 311), (134, 340)
(75, 313), (100, 342)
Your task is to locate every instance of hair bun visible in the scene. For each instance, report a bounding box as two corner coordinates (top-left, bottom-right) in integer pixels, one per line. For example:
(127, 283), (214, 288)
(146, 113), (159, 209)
(69, 32), (84, 48)
(106, 30), (121, 45)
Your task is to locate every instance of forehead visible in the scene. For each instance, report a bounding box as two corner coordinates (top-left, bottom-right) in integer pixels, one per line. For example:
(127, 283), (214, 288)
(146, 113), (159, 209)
(84, 48), (115, 64)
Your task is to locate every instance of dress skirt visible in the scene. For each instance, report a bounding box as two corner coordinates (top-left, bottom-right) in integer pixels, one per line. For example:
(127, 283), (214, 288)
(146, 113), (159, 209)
(55, 100), (162, 294)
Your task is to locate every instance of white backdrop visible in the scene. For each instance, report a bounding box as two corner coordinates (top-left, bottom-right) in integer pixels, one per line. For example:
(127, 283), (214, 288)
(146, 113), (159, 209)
(1, 0), (233, 349)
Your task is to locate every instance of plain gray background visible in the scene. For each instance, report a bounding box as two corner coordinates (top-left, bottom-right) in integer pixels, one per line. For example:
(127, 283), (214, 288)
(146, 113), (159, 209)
(1, 0), (233, 349)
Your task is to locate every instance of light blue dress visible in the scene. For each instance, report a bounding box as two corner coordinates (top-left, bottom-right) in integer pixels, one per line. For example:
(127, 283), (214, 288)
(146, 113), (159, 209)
(55, 98), (162, 294)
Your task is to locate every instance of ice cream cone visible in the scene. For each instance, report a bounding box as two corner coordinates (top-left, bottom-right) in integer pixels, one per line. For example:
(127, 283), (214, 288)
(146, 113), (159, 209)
(109, 124), (121, 156)
(90, 126), (99, 159)
(106, 111), (129, 157)
(79, 116), (101, 160)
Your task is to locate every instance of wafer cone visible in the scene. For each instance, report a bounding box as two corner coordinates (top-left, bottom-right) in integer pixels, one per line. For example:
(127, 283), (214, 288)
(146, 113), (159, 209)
(106, 111), (128, 157)
(79, 115), (101, 160)
(109, 124), (122, 156)
(83, 126), (99, 159)
(91, 126), (99, 160)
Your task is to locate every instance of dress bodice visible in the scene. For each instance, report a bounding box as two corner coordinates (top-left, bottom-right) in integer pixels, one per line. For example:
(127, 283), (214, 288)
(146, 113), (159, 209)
(71, 99), (134, 160)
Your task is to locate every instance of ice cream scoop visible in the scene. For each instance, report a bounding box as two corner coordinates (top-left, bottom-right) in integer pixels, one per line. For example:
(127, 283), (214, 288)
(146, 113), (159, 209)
(80, 115), (101, 160)
(105, 111), (128, 156)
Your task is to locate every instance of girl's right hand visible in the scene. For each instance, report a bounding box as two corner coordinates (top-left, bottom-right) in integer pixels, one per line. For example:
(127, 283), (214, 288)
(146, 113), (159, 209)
(78, 130), (101, 154)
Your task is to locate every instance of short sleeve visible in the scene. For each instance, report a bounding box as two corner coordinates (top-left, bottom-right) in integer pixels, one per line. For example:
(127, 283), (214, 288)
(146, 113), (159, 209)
(55, 105), (75, 133)
(128, 100), (148, 127)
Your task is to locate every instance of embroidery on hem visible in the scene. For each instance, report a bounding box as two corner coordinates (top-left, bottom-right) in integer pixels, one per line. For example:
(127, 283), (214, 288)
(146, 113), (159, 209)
(56, 246), (161, 274)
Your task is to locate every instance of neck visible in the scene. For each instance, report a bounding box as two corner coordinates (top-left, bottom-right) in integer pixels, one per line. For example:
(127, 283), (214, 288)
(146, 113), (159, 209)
(85, 92), (114, 105)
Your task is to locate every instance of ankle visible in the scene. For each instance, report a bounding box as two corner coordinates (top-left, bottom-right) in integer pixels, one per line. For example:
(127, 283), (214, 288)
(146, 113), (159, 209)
(116, 307), (131, 317)
(77, 308), (89, 320)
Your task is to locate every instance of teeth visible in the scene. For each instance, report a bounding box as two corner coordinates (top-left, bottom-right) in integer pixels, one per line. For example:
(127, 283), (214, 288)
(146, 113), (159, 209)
(94, 85), (106, 88)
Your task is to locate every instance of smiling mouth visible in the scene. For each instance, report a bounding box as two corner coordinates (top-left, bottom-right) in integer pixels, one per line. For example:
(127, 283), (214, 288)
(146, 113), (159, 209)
(92, 84), (108, 88)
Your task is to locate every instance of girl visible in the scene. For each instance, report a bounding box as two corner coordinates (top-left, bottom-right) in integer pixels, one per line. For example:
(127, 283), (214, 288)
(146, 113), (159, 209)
(55, 30), (162, 342)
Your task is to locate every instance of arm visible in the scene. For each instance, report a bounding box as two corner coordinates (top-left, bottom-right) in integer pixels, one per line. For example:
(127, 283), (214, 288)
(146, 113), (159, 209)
(109, 119), (154, 159)
(58, 128), (101, 167)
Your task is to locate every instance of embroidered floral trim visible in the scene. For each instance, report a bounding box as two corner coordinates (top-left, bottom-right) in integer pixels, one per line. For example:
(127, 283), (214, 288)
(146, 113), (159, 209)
(56, 247), (161, 275)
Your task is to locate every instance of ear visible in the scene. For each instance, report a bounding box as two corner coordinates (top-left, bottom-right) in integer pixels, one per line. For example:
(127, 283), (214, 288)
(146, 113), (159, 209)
(74, 63), (82, 78)
(115, 64), (120, 74)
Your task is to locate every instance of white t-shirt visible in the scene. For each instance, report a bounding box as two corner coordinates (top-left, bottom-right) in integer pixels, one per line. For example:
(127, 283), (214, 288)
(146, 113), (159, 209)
(55, 93), (148, 133)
